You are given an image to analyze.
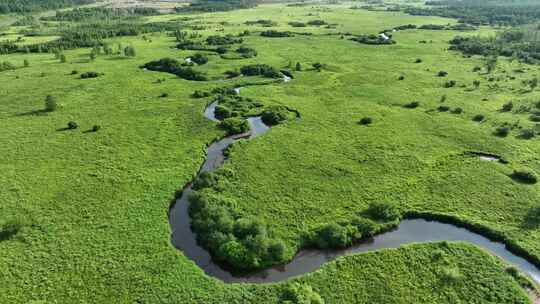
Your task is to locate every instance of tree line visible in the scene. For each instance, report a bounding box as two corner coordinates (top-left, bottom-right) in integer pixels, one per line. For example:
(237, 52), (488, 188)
(405, 0), (540, 26)
(41, 7), (160, 22)
(0, 0), (94, 14)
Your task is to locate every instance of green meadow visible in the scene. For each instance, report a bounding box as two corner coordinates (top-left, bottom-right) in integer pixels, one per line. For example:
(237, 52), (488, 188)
(1, 2), (540, 303)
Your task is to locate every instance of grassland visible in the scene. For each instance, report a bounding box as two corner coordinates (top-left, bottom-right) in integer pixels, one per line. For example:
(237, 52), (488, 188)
(1, 3), (539, 303)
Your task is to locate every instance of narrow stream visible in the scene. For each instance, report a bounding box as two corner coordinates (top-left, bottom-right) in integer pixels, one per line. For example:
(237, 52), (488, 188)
(168, 87), (540, 286)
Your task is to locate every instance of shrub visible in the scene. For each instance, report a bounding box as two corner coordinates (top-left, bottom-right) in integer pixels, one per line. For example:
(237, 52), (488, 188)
(193, 171), (218, 190)
(307, 19), (327, 26)
(0, 217), (28, 241)
(473, 66), (482, 72)
(494, 127), (510, 137)
(415, 58), (422, 63)
(403, 101), (420, 108)
(67, 121), (78, 129)
(159, 92), (169, 98)
(398, 75), (405, 80)
(261, 105), (290, 125)
(531, 114), (540, 122)
(280, 283), (324, 304)
(440, 95), (447, 103)
(219, 117), (250, 135)
(215, 46), (228, 54)
(295, 62), (301, 71)
(359, 117), (373, 125)
(443, 80), (456, 88)
(519, 129), (535, 139)
(288, 21), (306, 27)
(367, 202), (401, 222)
(192, 90), (210, 98)
(451, 107), (463, 114)
(215, 105), (233, 119)
(191, 53), (208, 65)
(80, 71), (99, 79)
(71, 70), (78, 75)
(501, 101), (514, 112)
(92, 125), (101, 132)
(437, 105), (450, 112)
(510, 169), (537, 184)
(472, 114), (485, 122)
(124, 46), (136, 57)
(311, 223), (351, 249)
(350, 216), (377, 237)
(44, 95), (57, 112)
(437, 71), (448, 77)
(224, 70), (241, 78)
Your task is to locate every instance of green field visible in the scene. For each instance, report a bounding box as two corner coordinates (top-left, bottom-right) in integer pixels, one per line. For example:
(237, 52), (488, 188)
(2, 2), (540, 303)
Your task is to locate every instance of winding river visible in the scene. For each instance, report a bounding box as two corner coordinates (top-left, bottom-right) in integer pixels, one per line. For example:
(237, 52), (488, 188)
(168, 86), (540, 286)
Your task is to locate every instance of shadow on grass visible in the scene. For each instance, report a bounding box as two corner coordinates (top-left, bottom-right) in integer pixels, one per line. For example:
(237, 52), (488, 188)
(105, 56), (130, 61)
(15, 109), (48, 117)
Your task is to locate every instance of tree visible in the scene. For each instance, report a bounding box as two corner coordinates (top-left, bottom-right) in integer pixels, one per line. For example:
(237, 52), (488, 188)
(44, 95), (57, 112)
(23, 59), (29, 67)
(486, 56), (498, 74)
(473, 80), (480, 89)
(89, 50), (96, 61)
(124, 46), (136, 57)
(367, 202), (401, 221)
(60, 54), (66, 63)
(295, 62), (301, 71)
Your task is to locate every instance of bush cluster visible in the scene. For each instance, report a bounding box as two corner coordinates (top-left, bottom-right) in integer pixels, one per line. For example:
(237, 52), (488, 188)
(261, 105), (291, 125)
(206, 34), (243, 45)
(350, 34), (395, 45)
(214, 94), (263, 119)
(240, 64), (281, 78)
(235, 46), (257, 58)
(191, 53), (208, 65)
(218, 117), (250, 136)
(189, 190), (288, 271)
(260, 30), (293, 37)
(141, 58), (207, 81)
(80, 71), (100, 79)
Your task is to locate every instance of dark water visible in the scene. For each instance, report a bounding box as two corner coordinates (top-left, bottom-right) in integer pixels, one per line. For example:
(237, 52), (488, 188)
(168, 93), (540, 285)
